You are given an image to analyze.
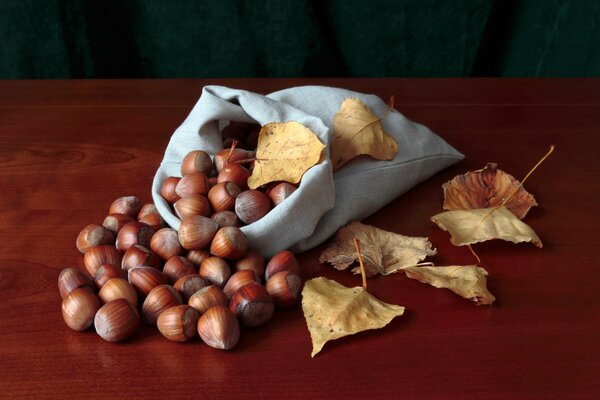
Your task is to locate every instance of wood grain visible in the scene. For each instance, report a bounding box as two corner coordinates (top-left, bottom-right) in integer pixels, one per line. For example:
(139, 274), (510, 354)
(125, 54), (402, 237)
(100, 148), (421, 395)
(0, 79), (598, 400)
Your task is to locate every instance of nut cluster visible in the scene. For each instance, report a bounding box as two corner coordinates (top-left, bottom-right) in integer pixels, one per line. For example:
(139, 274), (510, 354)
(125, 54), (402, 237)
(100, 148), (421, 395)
(59, 121), (303, 349)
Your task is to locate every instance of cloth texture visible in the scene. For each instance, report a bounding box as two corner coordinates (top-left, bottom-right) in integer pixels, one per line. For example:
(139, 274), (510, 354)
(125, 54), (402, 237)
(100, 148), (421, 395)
(152, 85), (464, 257)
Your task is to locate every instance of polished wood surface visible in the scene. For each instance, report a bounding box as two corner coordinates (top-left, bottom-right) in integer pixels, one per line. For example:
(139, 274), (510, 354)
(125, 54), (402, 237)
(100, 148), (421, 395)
(0, 79), (598, 399)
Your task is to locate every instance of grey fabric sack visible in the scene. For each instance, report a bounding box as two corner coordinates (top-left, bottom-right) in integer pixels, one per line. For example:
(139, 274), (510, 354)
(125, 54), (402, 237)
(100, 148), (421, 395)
(152, 85), (464, 258)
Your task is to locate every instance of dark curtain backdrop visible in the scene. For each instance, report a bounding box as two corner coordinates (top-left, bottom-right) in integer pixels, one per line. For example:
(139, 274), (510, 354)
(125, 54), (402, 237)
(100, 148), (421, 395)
(1, 0), (598, 78)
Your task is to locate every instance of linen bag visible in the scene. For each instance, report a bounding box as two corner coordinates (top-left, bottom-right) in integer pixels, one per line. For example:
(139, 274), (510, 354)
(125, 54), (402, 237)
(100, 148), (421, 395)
(152, 85), (463, 257)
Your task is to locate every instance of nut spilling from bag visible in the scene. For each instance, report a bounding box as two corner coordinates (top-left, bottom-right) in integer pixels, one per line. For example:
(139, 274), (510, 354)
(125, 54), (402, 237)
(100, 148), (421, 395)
(58, 121), (304, 348)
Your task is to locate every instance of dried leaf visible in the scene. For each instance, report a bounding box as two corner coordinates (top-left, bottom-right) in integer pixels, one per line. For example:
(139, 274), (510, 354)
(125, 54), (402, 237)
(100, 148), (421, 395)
(402, 264), (495, 305)
(302, 277), (405, 357)
(247, 121), (325, 189)
(319, 222), (436, 277)
(331, 98), (398, 171)
(443, 162), (537, 219)
(431, 206), (542, 248)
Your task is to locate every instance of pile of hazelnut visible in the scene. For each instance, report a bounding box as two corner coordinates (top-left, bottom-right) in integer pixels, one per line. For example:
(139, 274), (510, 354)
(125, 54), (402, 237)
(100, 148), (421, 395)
(58, 121), (302, 350)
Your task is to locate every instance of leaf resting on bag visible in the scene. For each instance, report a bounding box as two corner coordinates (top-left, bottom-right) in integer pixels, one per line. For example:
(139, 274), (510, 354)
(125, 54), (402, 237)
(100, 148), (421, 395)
(302, 277), (405, 357)
(402, 264), (495, 305)
(247, 121), (325, 189)
(442, 162), (537, 219)
(319, 221), (436, 277)
(431, 206), (542, 247)
(331, 98), (398, 171)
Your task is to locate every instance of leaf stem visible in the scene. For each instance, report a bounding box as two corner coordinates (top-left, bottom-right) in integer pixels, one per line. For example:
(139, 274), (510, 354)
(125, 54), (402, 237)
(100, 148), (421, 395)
(226, 140), (238, 164)
(353, 238), (368, 290)
(501, 145), (555, 207)
(468, 244), (482, 265)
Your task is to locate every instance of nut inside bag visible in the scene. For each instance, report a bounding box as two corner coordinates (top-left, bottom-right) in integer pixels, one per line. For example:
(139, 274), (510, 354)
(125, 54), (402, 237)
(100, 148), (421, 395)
(152, 85), (463, 258)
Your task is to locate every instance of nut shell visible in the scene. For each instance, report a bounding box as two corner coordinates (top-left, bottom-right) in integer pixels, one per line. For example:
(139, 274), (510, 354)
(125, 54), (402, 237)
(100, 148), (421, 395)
(98, 278), (138, 306)
(207, 182), (241, 213)
(223, 270), (260, 299)
(109, 196), (142, 218)
(266, 271), (302, 307)
(128, 266), (168, 298)
(178, 216), (219, 251)
(217, 163), (251, 190)
(174, 194), (211, 219)
(62, 287), (101, 331)
(121, 245), (161, 271)
(163, 256), (196, 284)
(266, 182), (297, 206)
(94, 298), (141, 342)
(235, 190), (271, 224)
(83, 245), (123, 277)
(174, 274), (207, 302)
(229, 281), (274, 328)
(197, 305), (240, 350)
(188, 285), (229, 314)
(138, 212), (166, 231)
(150, 227), (183, 261)
(211, 210), (240, 228)
(93, 264), (126, 288)
(58, 267), (94, 298)
(181, 150), (213, 176)
(214, 148), (254, 173)
(76, 224), (115, 253)
(160, 176), (181, 203)
(234, 250), (265, 278)
(115, 222), (154, 251)
(102, 213), (135, 234)
(157, 305), (200, 342)
(176, 172), (210, 197)
(199, 257), (231, 288)
(142, 285), (183, 325)
(210, 226), (248, 260)
(265, 250), (300, 281)
(186, 249), (211, 267)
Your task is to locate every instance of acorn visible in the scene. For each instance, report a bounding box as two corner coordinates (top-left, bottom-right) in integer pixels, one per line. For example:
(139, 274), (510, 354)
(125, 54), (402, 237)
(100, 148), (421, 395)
(207, 182), (241, 213)
(109, 196), (142, 218)
(115, 221), (154, 251)
(83, 245), (123, 277)
(210, 226), (248, 260)
(174, 194), (211, 219)
(157, 305), (200, 342)
(234, 250), (265, 278)
(181, 150), (213, 176)
(58, 267), (94, 298)
(265, 250), (300, 280)
(173, 274), (207, 302)
(223, 270), (260, 299)
(229, 282), (274, 328)
(121, 245), (161, 271)
(163, 256), (196, 284)
(176, 172), (210, 197)
(98, 278), (138, 306)
(266, 271), (302, 307)
(235, 190), (271, 224)
(76, 224), (115, 253)
(94, 298), (141, 342)
(128, 266), (168, 298)
(188, 285), (229, 314)
(178, 215), (219, 251)
(61, 287), (101, 331)
(199, 257), (231, 288)
(93, 264), (127, 288)
(160, 176), (181, 203)
(197, 306), (240, 350)
(150, 227), (183, 261)
(102, 213), (135, 234)
(141, 285), (183, 325)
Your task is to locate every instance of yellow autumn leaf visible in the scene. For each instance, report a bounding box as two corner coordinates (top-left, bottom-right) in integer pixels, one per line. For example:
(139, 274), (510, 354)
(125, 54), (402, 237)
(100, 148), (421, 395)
(402, 264), (495, 305)
(331, 98), (398, 171)
(319, 221), (436, 277)
(431, 206), (542, 247)
(301, 277), (405, 357)
(247, 121), (325, 189)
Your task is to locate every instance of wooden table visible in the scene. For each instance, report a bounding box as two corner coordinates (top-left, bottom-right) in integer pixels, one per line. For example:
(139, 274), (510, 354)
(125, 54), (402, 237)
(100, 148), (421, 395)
(0, 79), (598, 399)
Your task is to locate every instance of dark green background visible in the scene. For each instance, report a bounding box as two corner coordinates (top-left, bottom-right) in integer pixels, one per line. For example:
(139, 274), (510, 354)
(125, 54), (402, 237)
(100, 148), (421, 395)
(1, 0), (598, 78)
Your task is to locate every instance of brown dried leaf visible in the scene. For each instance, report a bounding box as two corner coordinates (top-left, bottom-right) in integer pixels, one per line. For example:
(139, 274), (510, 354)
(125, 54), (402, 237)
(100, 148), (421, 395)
(319, 222), (436, 277)
(301, 276), (405, 357)
(431, 206), (542, 247)
(331, 98), (398, 171)
(247, 121), (325, 189)
(443, 162), (537, 219)
(402, 264), (495, 305)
